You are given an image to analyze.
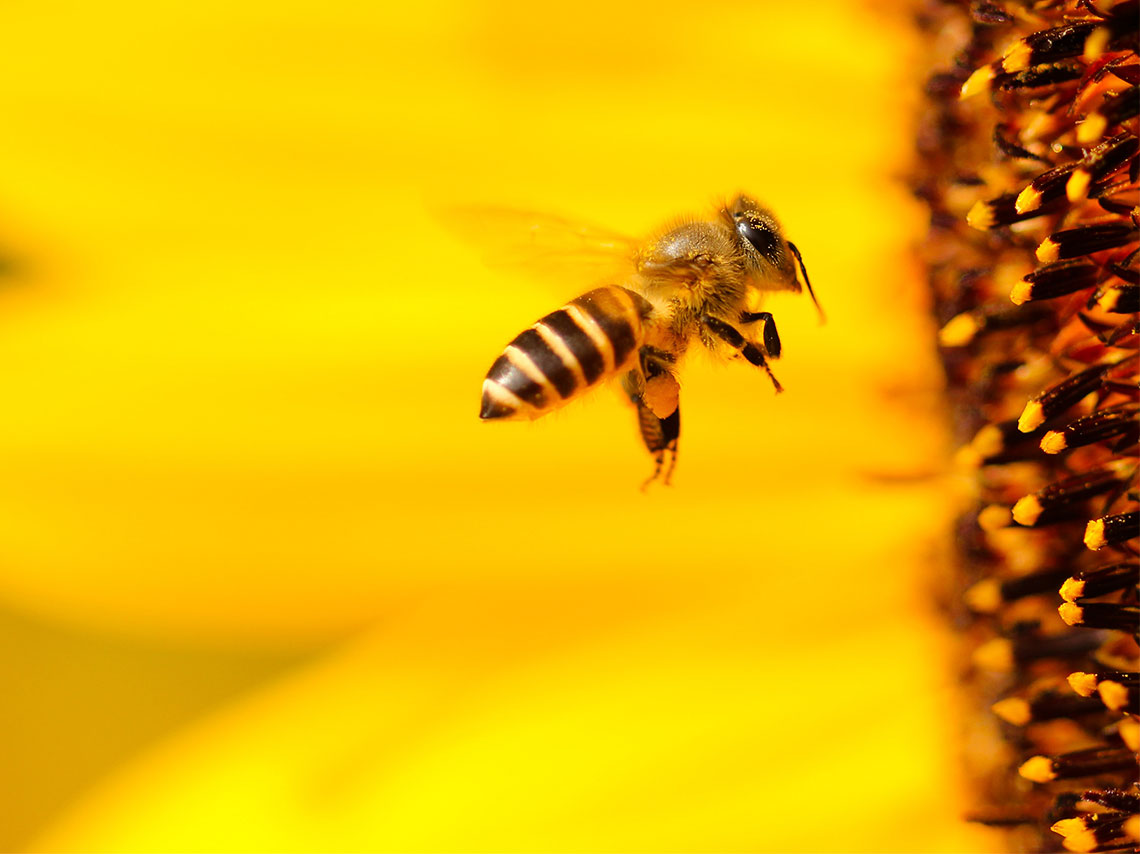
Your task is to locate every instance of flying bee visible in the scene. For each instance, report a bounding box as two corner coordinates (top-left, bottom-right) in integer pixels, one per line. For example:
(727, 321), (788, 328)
(478, 194), (821, 485)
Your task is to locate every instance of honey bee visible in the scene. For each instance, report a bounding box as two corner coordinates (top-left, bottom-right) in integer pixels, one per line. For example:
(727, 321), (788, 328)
(479, 194), (821, 485)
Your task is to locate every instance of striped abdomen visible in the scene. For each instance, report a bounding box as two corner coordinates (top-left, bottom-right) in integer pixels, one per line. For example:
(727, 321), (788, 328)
(480, 286), (653, 420)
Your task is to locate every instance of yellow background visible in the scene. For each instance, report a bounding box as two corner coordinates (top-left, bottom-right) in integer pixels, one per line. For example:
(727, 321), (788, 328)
(0, 1), (1001, 850)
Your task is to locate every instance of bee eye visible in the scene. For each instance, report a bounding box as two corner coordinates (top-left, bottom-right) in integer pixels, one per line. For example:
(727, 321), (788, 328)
(736, 219), (780, 260)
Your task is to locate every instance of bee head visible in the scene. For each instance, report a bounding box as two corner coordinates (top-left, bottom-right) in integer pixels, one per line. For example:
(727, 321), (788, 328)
(726, 194), (823, 322)
(726, 195), (796, 285)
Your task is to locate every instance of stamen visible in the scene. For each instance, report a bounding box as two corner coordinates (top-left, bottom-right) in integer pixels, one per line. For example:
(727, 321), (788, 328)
(1018, 362), (1117, 433)
(1019, 746), (1137, 783)
(1040, 405), (1140, 454)
(1060, 562), (1139, 601)
(1011, 467), (1128, 527)
(965, 566), (1071, 613)
(1036, 222), (1137, 263)
(1011, 259), (1101, 305)
(1058, 600), (1140, 631)
(1084, 511), (1139, 550)
(1016, 163), (1079, 213)
(992, 688), (1108, 725)
(1067, 133), (1140, 202)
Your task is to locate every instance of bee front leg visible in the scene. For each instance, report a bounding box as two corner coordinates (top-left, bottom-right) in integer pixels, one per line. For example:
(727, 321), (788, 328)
(702, 315), (783, 393)
(738, 310), (781, 359)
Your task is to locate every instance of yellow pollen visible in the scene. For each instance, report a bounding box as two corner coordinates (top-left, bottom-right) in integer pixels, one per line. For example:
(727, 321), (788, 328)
(960, 64), (996, 99)
(1002, 40), (1032, 72)
(1068, 672), (1098, 697)
(991, 697), (1031, 725)
(1059, 577), (1084, 602)
(1010, 278), (1034, 305)
(1077, 113), (1108, 145)
(1124, 815), (1140, 843)
(1040, 431), (1068, 454)
(953, 445), (983, 469)
(1017, 755), (1056, 783)
(1120, 718), (1139, 753)
(1024, 110), (1057, 141)
(971, 424), (1005, 458)
(1083, 26), (1110, 61)
(1063, 829), (1099, 853)
(964, 579), (1002, 613)
(1058, 601), (1082, 626)
(1011, 494), (1044, 526)
(1015, 184), (1042, 214)
(1018, 400), (1046, 432)
(1097, 680), (1129, 711)
(938, 312), (979, 347)
(978, 504), (1012, 531)
(1051, 818), (1085, 838)
(1096, 289), (1121, 312)
(973, 638), (1014, 672)
(1084, 518), (1107, 550)
(966, 199), (995, 231)
(1036, 237), (1060, 263)
(1066, 169), (1092, 203)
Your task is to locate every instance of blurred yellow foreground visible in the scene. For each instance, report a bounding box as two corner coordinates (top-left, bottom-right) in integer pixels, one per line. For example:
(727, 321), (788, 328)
(0, 1), (1001, 851)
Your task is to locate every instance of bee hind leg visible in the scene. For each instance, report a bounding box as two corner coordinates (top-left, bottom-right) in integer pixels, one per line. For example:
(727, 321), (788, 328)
(623, 360), (681, 488)
(703, 315), (783, 393)
(636, 403), (680, 490)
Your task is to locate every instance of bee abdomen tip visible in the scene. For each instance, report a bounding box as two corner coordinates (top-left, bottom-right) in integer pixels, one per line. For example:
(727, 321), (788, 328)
(479, 396), (514, 420)
(479, 380), (521, 420)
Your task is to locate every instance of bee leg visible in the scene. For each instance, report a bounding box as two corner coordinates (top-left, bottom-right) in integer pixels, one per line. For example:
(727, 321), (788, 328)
(702, 315), (783, 393)
(635, 400), (680, 490)
(738, 310), (781, 358)
(623, 358), (681, 488)
(637, 348), (680, 417)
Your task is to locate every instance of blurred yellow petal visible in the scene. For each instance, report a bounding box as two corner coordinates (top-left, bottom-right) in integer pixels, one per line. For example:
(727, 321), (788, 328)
(35, 590), (993, 852)
(1, 0), (1005, 850)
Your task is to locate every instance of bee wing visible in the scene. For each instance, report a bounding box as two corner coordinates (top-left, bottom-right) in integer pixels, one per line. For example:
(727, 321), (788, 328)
(437, 204), (642, 291)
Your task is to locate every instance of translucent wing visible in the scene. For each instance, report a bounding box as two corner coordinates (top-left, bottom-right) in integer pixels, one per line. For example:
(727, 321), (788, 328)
(438, 204), (642, 292)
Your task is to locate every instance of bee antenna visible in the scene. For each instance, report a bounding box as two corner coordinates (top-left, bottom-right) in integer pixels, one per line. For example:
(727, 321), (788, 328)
(787, 240), (825, 324)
